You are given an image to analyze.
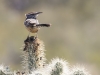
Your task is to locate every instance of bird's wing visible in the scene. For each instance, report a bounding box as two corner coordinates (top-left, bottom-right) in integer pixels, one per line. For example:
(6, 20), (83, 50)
(25, 19), (39, 26)
(26, 19), (38, 24)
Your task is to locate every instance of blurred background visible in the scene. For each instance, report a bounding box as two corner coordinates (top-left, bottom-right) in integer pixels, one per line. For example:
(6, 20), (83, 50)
(0, 0), (100, 74)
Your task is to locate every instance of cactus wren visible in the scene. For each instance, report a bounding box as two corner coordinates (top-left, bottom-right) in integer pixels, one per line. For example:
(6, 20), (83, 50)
(24, 12), (51, 37)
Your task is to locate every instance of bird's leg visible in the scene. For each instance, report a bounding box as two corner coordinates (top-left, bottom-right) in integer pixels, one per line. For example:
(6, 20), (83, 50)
(27, 32), (30, 38)
(27, 32), (31, 42)
(27, 32), (30, 42)
(35, 32), (38, 38)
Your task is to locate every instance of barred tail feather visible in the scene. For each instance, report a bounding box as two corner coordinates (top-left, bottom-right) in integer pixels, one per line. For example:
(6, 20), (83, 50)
(36, 24), (51, 27)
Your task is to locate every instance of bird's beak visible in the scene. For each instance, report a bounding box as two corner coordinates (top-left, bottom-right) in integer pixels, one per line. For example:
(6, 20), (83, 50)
(35, 12), (43, 15)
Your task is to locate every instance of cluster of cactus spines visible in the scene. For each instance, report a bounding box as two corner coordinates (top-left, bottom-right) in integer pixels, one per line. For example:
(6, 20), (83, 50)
(29, 58), (69, 75)
(50, 62), (63, 75)
(0, 64), (13, 75)
(21, 36), (46, 74)
(70, 65), (91, 75)
(49, 58), (69, 75)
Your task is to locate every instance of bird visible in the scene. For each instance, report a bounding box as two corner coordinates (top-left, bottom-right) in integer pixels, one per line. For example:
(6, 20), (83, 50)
(24, 12), (51, 37)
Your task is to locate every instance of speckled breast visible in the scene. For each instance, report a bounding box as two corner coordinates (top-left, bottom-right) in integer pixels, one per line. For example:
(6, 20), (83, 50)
(26, 27), (39, 33)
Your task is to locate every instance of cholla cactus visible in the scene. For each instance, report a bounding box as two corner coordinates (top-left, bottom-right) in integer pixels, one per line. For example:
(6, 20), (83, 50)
(30, 58), (69, 75)
(0, 36), (91, 75)
(20, 36), (92, 75)
(49, 58), (69, 75)
(0, 64), (12, 75)
(70, 65), (91, 75)
(51, 62), (63, 75)
(21, 36), (46, 74)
